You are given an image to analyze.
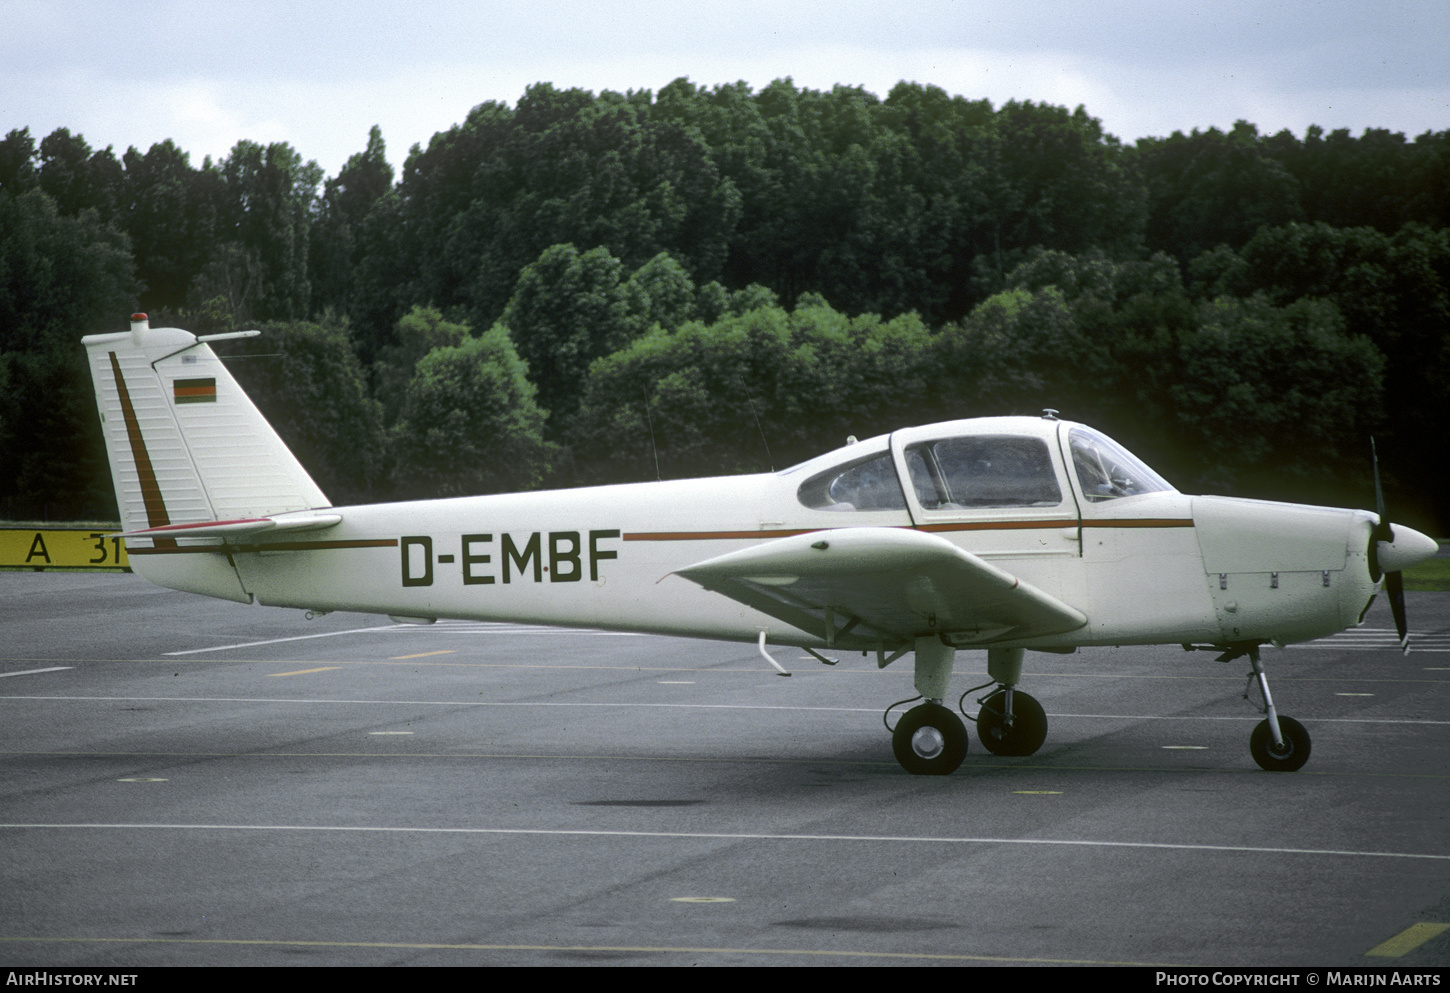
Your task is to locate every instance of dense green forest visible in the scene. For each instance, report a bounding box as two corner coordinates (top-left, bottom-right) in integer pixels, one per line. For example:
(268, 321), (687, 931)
(2, 79), (1447, 531)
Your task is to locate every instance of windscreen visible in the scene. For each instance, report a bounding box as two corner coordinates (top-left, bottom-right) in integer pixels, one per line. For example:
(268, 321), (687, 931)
(1068, 427), (1174, 502)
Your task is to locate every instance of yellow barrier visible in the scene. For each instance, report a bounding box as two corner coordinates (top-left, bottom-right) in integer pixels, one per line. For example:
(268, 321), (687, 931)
(0, 527), (131, 570)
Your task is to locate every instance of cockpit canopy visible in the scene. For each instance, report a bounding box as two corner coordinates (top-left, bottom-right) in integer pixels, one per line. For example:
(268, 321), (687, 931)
(905, 435), (1062, 509)
(792, 419), (1174, 513)
(1066, 426), (1173, 502)
(796, 450), (905, 511)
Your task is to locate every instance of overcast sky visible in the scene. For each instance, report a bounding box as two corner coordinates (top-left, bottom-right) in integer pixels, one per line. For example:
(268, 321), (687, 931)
(5, 0), (1448, 178)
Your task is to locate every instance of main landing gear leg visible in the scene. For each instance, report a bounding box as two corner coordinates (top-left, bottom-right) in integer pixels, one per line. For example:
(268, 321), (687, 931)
(1241, 645), (1311, 772)
(889, 636), (967, 775)
(974, 647), (1048, 756)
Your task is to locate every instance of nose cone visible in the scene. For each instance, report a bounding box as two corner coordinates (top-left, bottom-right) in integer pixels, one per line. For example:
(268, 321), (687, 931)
(1377, 524), (1440, 574)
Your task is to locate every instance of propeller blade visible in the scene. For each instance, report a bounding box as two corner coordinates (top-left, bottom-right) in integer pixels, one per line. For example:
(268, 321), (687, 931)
(1370, 437), (1409, 652)
(1370, 438), (1393, 542)
(1387, 570), (1409, 653)
(1371, 438), (1387, 522)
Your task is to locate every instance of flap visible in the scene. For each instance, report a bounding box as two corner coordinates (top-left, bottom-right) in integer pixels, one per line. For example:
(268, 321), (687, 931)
(674, 527), (1087, 648)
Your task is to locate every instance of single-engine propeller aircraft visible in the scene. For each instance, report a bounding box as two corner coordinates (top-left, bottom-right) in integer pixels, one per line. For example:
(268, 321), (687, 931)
(83, 315), (1440, 775)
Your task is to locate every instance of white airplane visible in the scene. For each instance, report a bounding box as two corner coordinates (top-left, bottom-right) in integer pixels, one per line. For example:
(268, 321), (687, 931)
(82, 315), (1440, 776)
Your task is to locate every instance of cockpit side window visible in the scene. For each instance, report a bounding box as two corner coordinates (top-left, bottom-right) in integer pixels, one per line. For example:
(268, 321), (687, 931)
(797, 452), (906, 511)
(905, 436), (1062, 508)
(1069, 427), (1174, 501)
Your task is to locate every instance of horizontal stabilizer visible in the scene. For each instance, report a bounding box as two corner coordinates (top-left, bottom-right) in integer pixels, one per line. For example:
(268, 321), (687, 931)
(675, 527), (1087, 647)
(114, 511), (343, 540)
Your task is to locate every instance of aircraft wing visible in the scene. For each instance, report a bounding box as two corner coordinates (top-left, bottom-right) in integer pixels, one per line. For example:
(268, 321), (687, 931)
(114, 510), (343, 540)
(674, 527), (1087, 648)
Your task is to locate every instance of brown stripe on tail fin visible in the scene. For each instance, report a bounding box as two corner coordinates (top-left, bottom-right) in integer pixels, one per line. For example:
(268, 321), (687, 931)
(108, 351), (176, 548)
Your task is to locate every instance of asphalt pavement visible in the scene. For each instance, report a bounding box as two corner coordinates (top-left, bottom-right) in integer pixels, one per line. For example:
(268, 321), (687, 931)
(1, 571), (1448, 967)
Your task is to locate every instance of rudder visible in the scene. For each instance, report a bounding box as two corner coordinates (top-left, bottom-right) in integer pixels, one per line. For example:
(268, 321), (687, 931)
(82, 314), (330, 601)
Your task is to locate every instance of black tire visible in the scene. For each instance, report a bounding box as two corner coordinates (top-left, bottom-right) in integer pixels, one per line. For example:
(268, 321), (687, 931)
(1250, 716), (1311, 772)
(976, 690), (1048, 756)
(892, 703), (968, 775)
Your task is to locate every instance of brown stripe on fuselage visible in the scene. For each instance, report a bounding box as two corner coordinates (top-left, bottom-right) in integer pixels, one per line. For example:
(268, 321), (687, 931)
(917, 519), (1076, 533)
(1082, 518), (1194, 528)
(128, 521), (1195, 553)
(623, 528), (819, 541)
(623, 518), (1192, 541)
(127, 538), (399, 556)
(108, 352), (176, 549)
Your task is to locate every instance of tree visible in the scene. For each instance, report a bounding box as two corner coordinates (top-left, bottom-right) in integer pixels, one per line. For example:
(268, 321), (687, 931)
(311, 125), (394, 317)
(390, 326), (554, 497)
(931, 252), (1386, 507)
(0, 128), (38, 195)
(926, 286), (1094, 422)
(1216, 221), (1450, 526)
(210, 140), (323, 321)
(223, 316), (386, 504)
(569, 298), (932, 483)
(121, 139), (223, 314)
(372, 304), (470, 427)
(1159, 295), (1384, 501)
(498, 243), (635, 421)
(0, 189), (138, 518)
(388, 83), (740, 335)
(38, 128), (124, 222)
(624, 251), (696, 334)
(1131, 121), (1303, 260)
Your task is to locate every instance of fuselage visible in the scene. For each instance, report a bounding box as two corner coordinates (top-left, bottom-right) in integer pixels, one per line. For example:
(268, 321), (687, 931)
(130, 415), (1385, 653)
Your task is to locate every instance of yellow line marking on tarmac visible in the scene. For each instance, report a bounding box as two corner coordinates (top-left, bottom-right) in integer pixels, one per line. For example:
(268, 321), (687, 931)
(267, 667), (344, 677)
(391, 651), (456, 660)
(116, 778), (167, 782)
(670, 896), (735, 903)
(0, 934), (1188, 966)
(1365, 922), (1450, 957)
(1013, 791), (1062, 794)
(1336, 692), (1374, 697)
(1162, 745), (1208, 750)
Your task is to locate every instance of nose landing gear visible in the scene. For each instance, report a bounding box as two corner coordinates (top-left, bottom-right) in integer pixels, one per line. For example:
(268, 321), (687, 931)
(1220, 643), (1312, 772)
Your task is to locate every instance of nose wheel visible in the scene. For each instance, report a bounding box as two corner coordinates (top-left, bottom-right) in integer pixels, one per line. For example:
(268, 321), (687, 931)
(891, 702), (968, 775)
(1219, 642), (1313, 772)
(1250, 716), (1311, 772)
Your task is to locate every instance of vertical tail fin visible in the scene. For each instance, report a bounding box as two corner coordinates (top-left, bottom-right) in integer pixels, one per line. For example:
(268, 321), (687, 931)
(83, 314), (330, 531)
(82, 315), (330, 602)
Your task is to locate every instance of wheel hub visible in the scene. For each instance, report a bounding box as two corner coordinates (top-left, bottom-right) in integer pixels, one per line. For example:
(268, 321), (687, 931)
(911, 726), (945, 760)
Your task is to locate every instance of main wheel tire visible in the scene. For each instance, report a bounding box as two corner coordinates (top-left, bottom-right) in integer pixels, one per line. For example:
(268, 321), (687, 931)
(1250, 716), (1311, 772)
(976, 690), (1048, 756)
(892, 703), (968, 775)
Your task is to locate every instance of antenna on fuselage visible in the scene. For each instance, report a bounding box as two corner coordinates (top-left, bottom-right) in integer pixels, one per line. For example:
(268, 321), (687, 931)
(642, 388), (662, 481)
(746, 396), (775, 472)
